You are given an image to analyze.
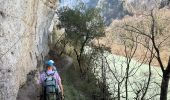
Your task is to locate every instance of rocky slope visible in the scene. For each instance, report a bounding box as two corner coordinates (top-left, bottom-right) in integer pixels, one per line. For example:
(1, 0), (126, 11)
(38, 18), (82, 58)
(61, 0), (170, 25)
(96, 8), (170, 67)
(97, 0), (165, 25)
(0, 0), (58, 100)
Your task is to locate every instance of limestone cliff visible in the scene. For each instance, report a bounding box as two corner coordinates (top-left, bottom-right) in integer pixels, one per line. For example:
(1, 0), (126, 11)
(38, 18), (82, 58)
(60, 0), (170, 25)
(0, 0), (58, 100)
(96, 0), (163, 25)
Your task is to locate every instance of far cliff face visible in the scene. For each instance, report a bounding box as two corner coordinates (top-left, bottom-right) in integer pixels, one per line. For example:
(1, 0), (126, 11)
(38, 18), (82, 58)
(97, 0), (126, 25)
(96, 0), (163, 25)
(60, 0), (168, 25)
(0, 0), (58, 100)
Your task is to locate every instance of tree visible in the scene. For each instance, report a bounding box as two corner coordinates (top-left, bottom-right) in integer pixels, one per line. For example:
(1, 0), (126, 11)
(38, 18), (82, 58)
(91, 37), (155, 99)
(57, 6), (105, 74)
(118, 9), (170, 100)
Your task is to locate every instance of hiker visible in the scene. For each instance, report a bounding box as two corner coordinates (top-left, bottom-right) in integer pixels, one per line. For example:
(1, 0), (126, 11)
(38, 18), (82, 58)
(39, 60), (64, 100)
(47, 60), (57, 71)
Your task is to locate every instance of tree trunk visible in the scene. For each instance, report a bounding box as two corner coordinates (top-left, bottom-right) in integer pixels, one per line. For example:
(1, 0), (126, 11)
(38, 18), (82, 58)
(125, 64), (130, 100)
(160, 57), (170, 100)
(160, 73), (170, 100)
(118, 83), (120, 100)
(74, 49), (83, 74)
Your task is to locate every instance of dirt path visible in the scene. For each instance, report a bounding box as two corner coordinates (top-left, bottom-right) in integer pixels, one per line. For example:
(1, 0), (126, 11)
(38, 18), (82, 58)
(17, 50), (73, 100)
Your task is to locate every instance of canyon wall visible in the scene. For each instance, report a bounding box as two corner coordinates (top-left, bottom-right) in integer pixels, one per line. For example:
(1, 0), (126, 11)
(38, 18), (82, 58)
(0, 0), (58, 100)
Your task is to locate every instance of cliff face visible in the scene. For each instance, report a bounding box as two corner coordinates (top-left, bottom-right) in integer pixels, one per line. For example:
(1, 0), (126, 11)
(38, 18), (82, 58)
(97, 0), (126, 25)
(123, 0), (161, 12)
(60, 0), (169, 25)
(0, 0), (58, 100)
(96, 0), (163, 25)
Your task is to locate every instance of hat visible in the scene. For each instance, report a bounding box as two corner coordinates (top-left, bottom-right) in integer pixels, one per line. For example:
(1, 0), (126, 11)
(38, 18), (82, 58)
(46, 60), (54, 66)
(49, 60), (54, 64)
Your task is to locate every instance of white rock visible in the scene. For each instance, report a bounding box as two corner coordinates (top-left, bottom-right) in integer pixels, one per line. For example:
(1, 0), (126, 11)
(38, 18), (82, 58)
(0, 0), (58, 100)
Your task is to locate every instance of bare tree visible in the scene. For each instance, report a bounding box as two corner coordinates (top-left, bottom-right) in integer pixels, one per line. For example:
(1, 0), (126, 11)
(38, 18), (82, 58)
(92, 35), (154, 99)
(120, 10), (170, 100)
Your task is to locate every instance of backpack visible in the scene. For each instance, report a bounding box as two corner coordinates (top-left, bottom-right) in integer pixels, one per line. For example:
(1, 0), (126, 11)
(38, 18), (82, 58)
(43, 72), (58, 94)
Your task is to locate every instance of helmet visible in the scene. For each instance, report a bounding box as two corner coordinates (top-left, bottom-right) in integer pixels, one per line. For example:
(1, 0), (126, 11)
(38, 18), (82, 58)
(49, 60), (54, 64)
(46, 60), (54, 66)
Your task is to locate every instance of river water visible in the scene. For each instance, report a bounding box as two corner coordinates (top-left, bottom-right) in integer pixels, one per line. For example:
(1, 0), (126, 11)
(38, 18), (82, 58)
(92, 51), (167, 99)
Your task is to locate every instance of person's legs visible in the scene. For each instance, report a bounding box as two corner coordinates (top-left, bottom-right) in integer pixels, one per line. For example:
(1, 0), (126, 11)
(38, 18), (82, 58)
(59, 93), (61, 100)
(55, 88), (60, 100)
(44, 87), (47, 100)
(56, 92), (59, 100)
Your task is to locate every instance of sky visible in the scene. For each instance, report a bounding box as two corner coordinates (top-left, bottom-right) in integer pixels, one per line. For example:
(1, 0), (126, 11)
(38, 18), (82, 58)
(59, 0), (90, 7)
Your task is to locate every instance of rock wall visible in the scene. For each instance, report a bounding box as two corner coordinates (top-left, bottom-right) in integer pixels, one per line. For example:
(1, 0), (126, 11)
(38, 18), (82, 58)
(123, 0), (161, 13)
(96, 0), (163, 25)
(97, 0), (127, 25)
(60, 0), (169, 25)
(0, 0), (58, 100)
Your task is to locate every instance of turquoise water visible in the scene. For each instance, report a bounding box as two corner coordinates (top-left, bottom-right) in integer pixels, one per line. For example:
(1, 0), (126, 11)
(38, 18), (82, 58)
(94, 51), (164, 99)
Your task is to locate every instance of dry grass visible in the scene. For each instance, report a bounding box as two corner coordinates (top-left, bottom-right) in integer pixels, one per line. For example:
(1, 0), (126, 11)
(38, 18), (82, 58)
(95, 8), (170, 67)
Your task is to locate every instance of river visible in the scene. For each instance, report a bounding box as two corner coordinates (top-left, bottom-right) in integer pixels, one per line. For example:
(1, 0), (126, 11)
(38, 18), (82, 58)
(92, 51), (167, 99)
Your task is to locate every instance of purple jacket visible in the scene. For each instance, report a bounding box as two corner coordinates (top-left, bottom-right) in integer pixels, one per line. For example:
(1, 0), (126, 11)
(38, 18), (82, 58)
(39, 70), (61, 86)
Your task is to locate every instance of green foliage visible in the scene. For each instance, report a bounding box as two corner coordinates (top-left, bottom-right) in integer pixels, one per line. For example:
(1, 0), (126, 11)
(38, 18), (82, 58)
(57, 6), (105, 48)
(55, 4), (111, 100)
(57, 5), (106, 74)
(61, 64), (100, 100)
